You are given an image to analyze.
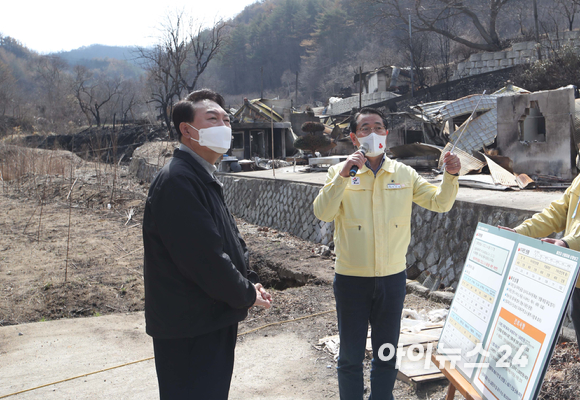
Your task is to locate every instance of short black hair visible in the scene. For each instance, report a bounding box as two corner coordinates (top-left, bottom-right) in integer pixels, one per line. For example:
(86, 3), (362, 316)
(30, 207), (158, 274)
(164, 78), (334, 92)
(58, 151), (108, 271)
(185, 89), (225, 107)
(172, 89), (226, 142)
(349, 107), (388, 134)
(172, 101), (194, 142)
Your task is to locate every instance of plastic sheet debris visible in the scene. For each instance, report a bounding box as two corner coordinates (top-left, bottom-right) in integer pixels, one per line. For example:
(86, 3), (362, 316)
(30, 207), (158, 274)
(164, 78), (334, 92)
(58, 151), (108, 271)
(438, 143), (485, 176)
(254, 157), (292, 170)
(484, 154), (533, 189)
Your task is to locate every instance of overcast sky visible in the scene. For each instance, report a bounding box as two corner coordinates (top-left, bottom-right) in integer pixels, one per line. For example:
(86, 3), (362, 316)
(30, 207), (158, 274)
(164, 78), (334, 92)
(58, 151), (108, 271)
(0, 0), (259, 54)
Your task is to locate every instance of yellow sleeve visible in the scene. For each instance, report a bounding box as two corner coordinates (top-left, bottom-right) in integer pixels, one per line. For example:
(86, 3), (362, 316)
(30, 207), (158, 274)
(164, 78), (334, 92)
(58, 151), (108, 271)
(514, 189), (570, 240)
(412, 171), (459, 212)
(562, 224), (580, 252)
(313, 164), (349, 222)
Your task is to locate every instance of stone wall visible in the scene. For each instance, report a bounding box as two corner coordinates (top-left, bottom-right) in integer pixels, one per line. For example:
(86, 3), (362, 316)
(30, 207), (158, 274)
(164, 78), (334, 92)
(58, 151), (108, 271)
(220, 174), (540, 289)
(221, 175), (335, 245)
(405, 202), (535, 288)
(453, 32), (580, 79)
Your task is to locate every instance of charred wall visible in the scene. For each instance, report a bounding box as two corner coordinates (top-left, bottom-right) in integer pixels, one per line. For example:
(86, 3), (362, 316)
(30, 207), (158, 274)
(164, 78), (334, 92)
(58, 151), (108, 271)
(496, 86), (576, 179)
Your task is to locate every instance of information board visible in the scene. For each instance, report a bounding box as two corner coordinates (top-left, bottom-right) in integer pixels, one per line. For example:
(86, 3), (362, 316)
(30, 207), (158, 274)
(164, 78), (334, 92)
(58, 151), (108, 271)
(438, 222), (580, 400)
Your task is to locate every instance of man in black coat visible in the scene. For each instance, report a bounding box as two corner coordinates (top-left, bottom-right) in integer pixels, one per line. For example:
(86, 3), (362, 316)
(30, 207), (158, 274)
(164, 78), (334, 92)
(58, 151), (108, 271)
(143, 89), (272, 399)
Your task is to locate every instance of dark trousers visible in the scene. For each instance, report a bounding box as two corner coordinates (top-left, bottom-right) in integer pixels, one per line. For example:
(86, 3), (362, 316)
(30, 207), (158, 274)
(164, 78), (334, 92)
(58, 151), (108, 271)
(152, 324), (238, 400)
(333, 271), (407, 400)
(570, 287), (580, 350)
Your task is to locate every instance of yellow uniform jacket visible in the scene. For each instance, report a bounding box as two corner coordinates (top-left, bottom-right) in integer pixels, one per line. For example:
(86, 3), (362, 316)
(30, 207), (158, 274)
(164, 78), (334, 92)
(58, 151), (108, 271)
(515, 174), (580, 287)
(313, 157), (459, 277)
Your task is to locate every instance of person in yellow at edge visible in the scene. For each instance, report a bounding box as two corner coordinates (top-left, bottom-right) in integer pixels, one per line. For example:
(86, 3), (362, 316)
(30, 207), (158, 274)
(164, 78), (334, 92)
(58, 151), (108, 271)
(313, 107), (461, 400)
(499, 174), (580, 352)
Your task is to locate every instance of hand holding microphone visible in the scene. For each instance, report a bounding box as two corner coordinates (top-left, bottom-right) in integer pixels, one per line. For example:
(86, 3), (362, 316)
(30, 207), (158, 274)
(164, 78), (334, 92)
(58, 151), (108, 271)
(341, 143), (369, 178)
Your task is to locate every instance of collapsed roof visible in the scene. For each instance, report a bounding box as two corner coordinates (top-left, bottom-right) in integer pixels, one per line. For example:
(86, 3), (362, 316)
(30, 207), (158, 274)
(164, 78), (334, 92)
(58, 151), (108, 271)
(410, 84), (530, 153)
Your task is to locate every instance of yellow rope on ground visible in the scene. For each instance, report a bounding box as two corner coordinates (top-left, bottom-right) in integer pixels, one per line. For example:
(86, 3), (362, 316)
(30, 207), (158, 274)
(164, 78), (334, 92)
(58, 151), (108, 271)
(0, 309), (336, 399)
(0, 358), (155, 399)
(238, 309), (335, 336)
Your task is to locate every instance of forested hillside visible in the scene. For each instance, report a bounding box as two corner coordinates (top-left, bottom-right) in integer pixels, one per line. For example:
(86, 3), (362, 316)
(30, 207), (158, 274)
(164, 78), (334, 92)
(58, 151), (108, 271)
(1, 0), (579, 137)
(214, 0), (365, 100)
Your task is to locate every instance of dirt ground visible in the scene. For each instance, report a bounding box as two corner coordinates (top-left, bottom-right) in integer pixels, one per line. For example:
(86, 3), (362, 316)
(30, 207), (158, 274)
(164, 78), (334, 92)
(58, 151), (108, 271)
(1, 147), (579, 399)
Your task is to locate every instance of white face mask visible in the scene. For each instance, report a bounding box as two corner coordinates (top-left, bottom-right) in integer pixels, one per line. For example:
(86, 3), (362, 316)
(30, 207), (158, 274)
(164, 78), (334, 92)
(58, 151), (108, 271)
(357, 133), (386, 157)
(187, 123), (232, 154)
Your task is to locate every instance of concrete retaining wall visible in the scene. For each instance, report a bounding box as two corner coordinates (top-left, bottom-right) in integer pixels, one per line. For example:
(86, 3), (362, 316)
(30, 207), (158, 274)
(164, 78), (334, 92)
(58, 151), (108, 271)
(221, 175), (335, 245)
(220, 175), (540, 289)
(452, 34), (580, 79)
(405, 202), (532, 288)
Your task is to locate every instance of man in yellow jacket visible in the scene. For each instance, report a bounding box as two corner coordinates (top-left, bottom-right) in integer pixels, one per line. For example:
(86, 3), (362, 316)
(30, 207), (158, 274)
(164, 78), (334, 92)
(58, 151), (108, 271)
(500, 174), (580, 349)
(313, 107), (461, 400)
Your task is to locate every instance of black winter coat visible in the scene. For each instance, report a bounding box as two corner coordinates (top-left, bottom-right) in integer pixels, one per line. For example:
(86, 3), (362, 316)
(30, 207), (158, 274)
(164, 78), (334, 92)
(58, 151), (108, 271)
(143, 149), (257, 338)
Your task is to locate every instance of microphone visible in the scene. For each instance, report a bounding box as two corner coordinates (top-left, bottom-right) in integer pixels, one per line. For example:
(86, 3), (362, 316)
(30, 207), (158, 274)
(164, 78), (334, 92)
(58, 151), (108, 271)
(349, 142), (369, 177)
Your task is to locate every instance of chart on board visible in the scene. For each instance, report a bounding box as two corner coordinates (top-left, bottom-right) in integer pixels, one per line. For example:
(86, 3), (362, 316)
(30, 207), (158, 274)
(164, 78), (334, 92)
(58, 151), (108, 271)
(437, 223), (580, 400)
(438, 226), (514, 377)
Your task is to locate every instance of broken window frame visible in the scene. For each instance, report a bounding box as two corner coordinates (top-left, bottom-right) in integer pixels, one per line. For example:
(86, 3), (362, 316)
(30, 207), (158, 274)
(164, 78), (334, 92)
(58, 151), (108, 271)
(518, 101), (546, 143)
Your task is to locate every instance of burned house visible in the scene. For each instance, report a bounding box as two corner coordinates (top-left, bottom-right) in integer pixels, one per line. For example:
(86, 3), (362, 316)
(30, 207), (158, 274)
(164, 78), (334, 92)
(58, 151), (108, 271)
(408, 84), (578, 179)
(327, 67), (401, 116)
(356, 66), (411, 94)
(231, 98), (295, 160)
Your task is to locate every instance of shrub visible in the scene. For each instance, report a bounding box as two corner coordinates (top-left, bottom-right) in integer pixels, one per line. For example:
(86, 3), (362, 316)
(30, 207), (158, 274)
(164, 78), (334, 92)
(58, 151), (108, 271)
(513, 45), (580, 91)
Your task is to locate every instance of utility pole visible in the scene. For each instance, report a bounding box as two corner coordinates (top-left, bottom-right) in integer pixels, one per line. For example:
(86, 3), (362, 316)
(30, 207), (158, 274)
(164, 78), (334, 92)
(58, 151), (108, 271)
(270, 105), (275, 178)
(533, 0), (542, 60)
(295, 71), (298, 106)
(409, 14), (415, 97)
(260, 66), (264, 99)
(359, 66), (363, 109)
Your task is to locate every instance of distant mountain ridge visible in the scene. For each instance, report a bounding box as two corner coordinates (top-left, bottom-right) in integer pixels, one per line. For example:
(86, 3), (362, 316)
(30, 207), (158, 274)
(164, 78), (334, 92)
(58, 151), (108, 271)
(50, 44), (146, 78)
(52, 44), (140, 64)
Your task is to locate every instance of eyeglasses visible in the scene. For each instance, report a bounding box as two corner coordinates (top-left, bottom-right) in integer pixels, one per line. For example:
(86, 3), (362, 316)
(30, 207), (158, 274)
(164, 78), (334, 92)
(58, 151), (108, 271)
(357, 125), (387, 137)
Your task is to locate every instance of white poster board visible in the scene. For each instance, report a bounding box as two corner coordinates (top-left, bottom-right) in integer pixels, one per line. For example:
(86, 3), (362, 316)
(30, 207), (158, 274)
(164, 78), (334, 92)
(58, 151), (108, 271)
(438, 223), (580, 400)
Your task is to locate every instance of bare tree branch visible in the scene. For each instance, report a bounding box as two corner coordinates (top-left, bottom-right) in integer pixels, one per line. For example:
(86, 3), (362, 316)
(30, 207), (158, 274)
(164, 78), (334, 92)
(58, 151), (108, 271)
(185, 20), (226, 93)
(72, 66), (122, 127)
(135, 11), (226, 138)
(367, 0), (514, 52)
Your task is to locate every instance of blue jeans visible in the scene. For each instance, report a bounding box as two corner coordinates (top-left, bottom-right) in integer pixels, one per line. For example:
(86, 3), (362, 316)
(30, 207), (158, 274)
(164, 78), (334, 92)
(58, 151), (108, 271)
(333, 271), (407, 400)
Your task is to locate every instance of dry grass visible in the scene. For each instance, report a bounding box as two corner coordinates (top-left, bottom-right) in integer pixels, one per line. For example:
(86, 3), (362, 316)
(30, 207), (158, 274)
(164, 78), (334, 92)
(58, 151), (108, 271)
(0, 143), (82, 182)
(0, 142), (147, 211)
